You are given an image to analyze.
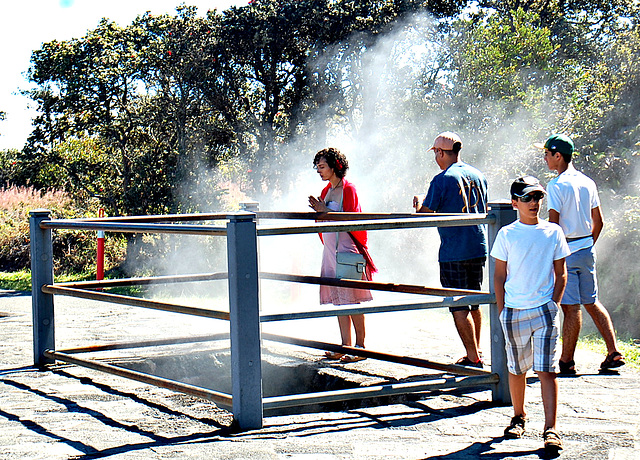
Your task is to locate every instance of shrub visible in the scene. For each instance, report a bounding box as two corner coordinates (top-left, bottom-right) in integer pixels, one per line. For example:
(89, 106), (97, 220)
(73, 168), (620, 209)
(0, 186), (126, 274)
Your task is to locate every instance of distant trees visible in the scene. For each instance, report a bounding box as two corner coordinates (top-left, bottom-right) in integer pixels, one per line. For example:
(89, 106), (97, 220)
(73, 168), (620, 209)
(4, 0), (639, 334)
(13, 0), (640, 213)
(10, 0), (638, 216)
(19, 1), (470, 217)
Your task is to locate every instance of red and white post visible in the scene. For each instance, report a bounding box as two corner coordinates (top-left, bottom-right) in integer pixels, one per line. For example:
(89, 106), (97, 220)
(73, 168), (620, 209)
(96, 208), (105, 281)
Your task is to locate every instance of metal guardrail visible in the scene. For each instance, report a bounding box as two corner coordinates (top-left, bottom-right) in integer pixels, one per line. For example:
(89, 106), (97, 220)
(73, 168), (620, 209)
(30, 203), (517, 430)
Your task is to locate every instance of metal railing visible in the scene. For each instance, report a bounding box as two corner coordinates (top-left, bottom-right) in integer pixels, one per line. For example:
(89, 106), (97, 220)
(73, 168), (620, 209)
(30, 202), (516, 430)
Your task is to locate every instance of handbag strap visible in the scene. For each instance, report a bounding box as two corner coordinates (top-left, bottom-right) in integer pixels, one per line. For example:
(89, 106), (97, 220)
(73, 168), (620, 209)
(332, 184), (343, 251)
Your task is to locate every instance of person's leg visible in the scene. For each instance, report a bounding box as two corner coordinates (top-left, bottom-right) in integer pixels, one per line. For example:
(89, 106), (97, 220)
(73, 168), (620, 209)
(509, 372), (527, 417)
(466, 258), (485, 356)
(560, 250), (582, 365)
(441, 259), (483, 363)
(532, 300), (562, 451)
(452, 309), (481, 363)
(501, 307), (533, 438)
(537, 371), (558, 430)
(350, 314), (366, 348)
(538, 371), (562, 452)
(577, 247), (623, 365)
(583, 301), (619, 354)
(337, 316), (352, 346)
(471, 308), (482, 352)
(560, 303), (582, 363)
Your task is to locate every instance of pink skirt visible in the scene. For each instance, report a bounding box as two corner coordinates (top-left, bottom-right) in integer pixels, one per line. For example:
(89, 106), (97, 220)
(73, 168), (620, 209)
(320, 232), (373, 306)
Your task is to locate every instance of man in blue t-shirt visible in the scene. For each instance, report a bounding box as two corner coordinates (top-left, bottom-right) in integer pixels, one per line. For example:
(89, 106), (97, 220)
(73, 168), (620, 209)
(413, 132), (488, 367)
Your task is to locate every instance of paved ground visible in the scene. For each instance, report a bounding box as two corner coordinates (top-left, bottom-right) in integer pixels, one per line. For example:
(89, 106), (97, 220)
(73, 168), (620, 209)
(1, 289), (639, 459)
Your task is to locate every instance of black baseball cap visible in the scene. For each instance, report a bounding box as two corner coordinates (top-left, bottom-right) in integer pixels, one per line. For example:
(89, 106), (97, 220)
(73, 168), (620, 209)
(510, 176), (546, 198)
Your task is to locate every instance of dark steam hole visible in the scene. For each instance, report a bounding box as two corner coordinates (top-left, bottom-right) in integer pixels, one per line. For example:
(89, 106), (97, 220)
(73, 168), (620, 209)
(110, 348), (420, 415)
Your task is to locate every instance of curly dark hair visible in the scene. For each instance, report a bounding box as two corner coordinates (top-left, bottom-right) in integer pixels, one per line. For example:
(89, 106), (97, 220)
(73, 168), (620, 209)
(313, 147), (349, 179)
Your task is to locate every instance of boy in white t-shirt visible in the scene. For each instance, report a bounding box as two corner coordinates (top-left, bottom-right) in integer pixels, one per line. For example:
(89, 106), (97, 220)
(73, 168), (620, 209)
(537, 133), (624, 374)
(491, 176), (570, 455)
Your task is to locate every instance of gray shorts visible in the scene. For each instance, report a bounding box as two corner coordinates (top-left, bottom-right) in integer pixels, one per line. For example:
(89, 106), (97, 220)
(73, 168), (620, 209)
(562, 246), (598, 305)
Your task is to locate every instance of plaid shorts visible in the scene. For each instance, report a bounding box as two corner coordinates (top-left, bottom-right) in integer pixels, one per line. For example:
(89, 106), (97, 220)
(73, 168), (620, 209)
(439, 257), (485, 312)
(499, 301), (560, 375)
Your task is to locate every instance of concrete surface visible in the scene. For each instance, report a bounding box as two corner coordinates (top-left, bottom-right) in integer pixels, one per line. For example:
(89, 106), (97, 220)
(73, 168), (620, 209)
(1, 289), (639, 459)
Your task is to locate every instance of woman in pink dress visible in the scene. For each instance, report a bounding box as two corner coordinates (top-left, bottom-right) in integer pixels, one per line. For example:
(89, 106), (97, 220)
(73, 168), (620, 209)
(308, 147), (376, 363)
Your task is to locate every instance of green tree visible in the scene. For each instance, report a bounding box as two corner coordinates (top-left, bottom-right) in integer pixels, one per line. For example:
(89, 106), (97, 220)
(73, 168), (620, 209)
(23, 19), (149, 216)
(215, 0), (468, 194)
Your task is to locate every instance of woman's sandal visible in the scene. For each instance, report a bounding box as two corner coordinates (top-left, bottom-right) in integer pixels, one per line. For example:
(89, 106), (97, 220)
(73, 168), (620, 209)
(324, 351), (344, 360)
(340, 354), (366, 363)
(340, 345), (366, 363)
(600, 351), (625, 370)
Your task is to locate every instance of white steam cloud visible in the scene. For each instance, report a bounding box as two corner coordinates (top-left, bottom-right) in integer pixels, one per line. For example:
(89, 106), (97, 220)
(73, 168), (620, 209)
(142, 11), (609, 347)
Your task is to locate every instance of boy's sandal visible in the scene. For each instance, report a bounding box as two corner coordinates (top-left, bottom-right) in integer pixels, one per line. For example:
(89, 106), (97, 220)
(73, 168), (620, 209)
(324, 351), (344, 360)
(543, 428), (563, 453)
(504, 415), (526, 439)
(600, 351), (625, 370)
(558, 359), (576, 375)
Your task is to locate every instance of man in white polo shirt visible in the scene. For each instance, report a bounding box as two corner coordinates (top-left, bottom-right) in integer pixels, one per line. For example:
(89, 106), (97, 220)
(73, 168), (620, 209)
(538, 134), (625, 374)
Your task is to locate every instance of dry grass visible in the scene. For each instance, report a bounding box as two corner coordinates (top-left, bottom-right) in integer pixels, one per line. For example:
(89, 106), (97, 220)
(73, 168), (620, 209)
(0, 186), (73, 212)
(0, 186), (125, 273)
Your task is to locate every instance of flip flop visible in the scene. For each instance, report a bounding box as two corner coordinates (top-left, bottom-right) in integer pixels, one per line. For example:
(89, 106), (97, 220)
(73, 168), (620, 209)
(340, 354), (366, 363)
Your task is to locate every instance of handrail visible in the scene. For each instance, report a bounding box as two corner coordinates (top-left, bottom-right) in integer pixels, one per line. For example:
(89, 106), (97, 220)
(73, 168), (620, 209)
(259, 296), (494, 322)
(257, 214), (494, 236)
(42, 285), (230, 320)
(72, 212), (231, 223)
(39, 212), (492, 236)
(40, 220), (227, 235)
(58, 210), (484, 223)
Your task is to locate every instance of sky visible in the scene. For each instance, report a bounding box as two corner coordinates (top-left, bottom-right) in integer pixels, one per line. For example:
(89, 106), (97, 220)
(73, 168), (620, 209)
(0, 0), (248, 150)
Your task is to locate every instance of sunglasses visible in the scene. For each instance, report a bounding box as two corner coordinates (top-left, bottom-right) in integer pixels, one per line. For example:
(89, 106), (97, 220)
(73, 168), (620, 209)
(517, 192), (545, 202)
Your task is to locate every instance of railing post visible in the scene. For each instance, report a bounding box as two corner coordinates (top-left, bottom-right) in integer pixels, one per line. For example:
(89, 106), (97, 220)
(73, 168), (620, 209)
(30, 209), (55, 367)
(227, 212), (263, 429)
(487, 200), (517, 404)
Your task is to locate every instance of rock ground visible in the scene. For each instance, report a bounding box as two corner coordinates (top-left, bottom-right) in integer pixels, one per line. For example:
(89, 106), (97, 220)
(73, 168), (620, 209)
(1, 290), (638, 459)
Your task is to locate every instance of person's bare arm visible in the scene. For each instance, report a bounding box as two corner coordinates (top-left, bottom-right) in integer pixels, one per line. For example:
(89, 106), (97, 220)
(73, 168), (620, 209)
(493, 258), (507, 314)
(412, 195), (434, 213)
(552, 258), (567, 304)
(548, 209), (560, 224)
(591, 206), (603, 243)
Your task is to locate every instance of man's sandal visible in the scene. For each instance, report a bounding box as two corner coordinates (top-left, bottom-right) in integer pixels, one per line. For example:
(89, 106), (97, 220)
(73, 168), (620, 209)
(456, 356), (484, 368)
(600, 351), (625, 370)
(543, 428), (563, 454)
(504, 415), (526, 439)
(558, 359), (576, 375)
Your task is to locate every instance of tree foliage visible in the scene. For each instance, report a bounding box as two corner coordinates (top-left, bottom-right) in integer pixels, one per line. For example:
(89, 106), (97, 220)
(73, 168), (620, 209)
(11, 0), (640, 334)
(20, 0), (471, 214)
